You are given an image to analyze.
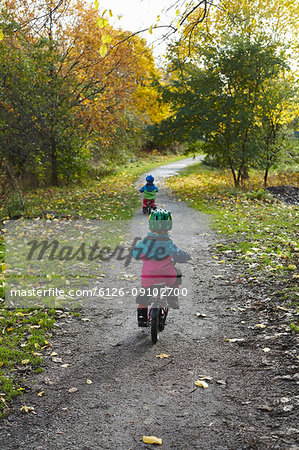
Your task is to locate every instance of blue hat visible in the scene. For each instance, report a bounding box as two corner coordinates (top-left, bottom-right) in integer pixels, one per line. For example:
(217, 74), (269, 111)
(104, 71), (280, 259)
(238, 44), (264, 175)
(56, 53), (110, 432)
(146, 174), (154, 183)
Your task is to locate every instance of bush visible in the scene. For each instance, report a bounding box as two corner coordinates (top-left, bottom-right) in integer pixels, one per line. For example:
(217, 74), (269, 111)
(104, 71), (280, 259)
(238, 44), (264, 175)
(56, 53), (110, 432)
(246, 188), (274, 201)
(3, 193), (26, 218)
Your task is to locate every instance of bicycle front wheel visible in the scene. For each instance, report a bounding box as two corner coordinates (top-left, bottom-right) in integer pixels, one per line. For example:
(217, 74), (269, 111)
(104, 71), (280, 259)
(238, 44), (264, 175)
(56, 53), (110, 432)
(151, 308), (159, 344)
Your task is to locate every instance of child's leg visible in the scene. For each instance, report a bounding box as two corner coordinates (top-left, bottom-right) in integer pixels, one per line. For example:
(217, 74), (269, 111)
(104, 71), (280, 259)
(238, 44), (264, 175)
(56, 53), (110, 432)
(151, 199), (157, 209)
(143, 198), (148, 207)
(167, 285), (179, 309)
(137, 304), (148, 327)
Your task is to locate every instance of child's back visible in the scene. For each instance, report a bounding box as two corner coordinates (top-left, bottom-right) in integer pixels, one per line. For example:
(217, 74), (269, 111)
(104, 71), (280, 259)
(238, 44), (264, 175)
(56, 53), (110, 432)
(132, 209), (191, 325)
(139, 175), (158, 211)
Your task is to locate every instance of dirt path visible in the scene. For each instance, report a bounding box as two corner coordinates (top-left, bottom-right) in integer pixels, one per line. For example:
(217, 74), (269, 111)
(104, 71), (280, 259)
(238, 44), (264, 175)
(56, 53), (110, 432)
(0, 158), (298, 450)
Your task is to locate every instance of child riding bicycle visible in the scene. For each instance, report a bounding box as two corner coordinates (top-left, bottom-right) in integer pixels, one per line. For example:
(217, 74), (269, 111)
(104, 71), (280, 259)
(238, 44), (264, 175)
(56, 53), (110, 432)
(139, 174), (158, 213)
(132, 209), (191, 327)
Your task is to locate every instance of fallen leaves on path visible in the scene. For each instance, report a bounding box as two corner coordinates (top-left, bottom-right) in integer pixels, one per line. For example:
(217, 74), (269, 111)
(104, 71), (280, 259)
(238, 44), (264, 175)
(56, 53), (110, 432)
(195, 380), (209, 389)
(20, 405), (36, 414)
(68, 387), (78, 393)
(142, 435), (163, 445)
(156, 353), (170, 359)
(52, 357), (63, 363)
(196, 313), (207, 319)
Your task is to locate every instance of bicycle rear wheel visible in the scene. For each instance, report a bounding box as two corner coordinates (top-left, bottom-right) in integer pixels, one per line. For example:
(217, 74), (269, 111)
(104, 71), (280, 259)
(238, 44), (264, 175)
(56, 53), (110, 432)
(151, 308), (159, 344)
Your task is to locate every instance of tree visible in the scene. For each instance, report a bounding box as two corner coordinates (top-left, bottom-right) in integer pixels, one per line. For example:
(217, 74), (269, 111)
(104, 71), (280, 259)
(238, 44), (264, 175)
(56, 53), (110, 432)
(0, 19), (88, 186)
(154, 35), (295, 186)
(254, 78), (296, 186)
(0, 0), (164, 185)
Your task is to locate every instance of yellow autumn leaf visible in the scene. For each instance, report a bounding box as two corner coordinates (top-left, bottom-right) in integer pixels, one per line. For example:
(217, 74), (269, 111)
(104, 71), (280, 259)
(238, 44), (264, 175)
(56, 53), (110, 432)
(20, 405), (36, 414)
(37, 391), (45, 397)
(0, 30), (3, 40)
(149, 25), (153, 34)
(21, 359), (30, 365)
(195, 380), (208, 389)
(142, 436), (163, 445)
(156, 353), (170, 359)
(263, 347), (271, 352)
(94, 0), (99, 10)
(86, 379), (93, 384)
(97, 18), (108, 28)
(100, 44), (108, 57)
(287, 264), (296, 270)
(109, 9), (113, 17)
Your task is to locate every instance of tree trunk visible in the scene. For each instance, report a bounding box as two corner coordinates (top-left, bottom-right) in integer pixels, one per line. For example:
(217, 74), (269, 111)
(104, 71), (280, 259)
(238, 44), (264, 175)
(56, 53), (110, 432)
(240, 165), (249, 187)
(264, 166), (269, 188)
(237, 168), (241, 186)
(50, 137), (58, 186)
(230, 167), (238, 187)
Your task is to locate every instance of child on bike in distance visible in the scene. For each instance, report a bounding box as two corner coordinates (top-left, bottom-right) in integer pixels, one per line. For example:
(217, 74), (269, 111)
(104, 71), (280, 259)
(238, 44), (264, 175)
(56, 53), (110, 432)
(132, 209), (191, 327)
(139, 174), (158, 213)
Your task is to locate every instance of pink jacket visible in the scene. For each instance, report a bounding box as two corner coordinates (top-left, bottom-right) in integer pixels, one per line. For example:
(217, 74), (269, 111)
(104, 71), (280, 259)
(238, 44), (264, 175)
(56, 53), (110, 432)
(140, 255), (177, 288)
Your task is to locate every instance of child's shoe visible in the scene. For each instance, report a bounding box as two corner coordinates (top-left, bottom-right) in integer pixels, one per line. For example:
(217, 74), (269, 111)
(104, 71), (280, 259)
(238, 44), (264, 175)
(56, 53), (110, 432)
(137, 307), (148, 327)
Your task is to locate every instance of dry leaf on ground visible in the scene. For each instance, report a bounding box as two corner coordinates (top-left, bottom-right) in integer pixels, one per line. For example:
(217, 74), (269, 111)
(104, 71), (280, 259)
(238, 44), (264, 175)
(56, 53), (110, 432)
(195, 380), (209, 389)
(20, 405), (36, 414)
(142, 435), (163, 445)
(68, 387), (78, 393)
(156, 353), (170, 359)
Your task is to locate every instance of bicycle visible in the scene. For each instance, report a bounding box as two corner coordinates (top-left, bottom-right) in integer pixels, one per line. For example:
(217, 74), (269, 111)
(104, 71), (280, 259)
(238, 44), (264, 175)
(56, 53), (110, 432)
(137, 284), (169, 343)
(136, 263), (191, 344)
(142, 199), (156, 215)
(148, 286), (169, 344)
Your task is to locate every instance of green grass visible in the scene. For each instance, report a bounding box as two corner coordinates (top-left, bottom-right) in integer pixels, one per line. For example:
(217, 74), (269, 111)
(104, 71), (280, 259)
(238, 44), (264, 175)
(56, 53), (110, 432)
(167, 162), (299, 324)
(0, 307), (56, 416)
